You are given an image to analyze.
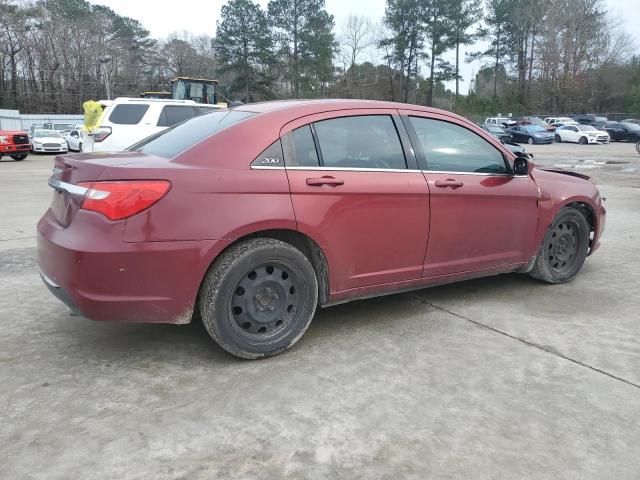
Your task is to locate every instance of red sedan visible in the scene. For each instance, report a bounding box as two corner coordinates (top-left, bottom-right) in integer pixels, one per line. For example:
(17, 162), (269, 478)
(38, 100), (606, 358)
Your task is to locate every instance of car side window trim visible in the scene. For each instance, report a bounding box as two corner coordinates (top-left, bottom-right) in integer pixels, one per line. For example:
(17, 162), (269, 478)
(402, 114), (513, 175)
(309, 123), (325, 167)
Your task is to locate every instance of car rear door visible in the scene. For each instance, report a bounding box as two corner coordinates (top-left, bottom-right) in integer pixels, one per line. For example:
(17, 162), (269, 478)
(281, 110), (430, 293)
(400, 111), (539, 277)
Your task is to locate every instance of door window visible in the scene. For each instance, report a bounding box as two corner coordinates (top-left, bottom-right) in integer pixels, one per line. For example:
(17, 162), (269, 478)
(409, 117), (508, 174)
(157, 106), (198, 127)
(313, 115), (406, 170)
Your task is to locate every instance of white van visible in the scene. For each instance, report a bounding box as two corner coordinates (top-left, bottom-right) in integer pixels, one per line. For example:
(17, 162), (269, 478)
(83, 98), (222, 153)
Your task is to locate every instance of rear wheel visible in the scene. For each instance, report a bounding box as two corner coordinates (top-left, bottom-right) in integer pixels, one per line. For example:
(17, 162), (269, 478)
(10, 154), (27, 161)
(555, 134), (561, 143)
(199, 238), (318, 359)
(579, 136), (588, 145)
(529, 207), (590, 284)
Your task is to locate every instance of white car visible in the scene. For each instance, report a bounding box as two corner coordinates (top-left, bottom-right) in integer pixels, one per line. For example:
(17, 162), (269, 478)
(84, 98), (222, 153)
(554, 124), (610, 144)
(544, 117), (577, 126)
(31, 129), (68, 153)
(484, 117), (516, 128)
(64, 128), (83, 152)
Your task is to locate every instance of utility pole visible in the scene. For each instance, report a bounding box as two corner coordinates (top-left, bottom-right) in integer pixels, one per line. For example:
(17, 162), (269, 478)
(99, 55), (112, 100)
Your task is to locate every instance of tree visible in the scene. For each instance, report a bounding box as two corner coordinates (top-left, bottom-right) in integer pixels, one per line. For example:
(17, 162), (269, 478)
(268, 0), (335, 98)
(422, 0), (458, 106)
(338, 14), (375, 96)
(380, 0), (423, 103)
(214, 0), (274, 102)
(449, 0), (483, 107)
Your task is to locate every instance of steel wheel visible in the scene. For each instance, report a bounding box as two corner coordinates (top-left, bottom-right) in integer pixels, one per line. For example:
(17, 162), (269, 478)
(229, 261), (305, 340)
(545, 220), (581, 276)
(199, 238), (318, 359)
(529, 207), (590, 284)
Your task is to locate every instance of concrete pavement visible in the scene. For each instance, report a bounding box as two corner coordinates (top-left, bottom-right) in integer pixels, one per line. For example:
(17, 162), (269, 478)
(1, 151), (639, 479)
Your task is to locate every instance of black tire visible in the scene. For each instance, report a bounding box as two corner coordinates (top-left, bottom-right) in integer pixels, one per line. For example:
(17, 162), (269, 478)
(79, 142), (83, 152)
(636, 141), (640, 155)
(10, 154), (27, 161)
(529, 207), (590, 284)
(579, 136), (587, 145)
(527, 136), (534, 145)
(555, 134), (561, 143)
(199, 238), (318, 359)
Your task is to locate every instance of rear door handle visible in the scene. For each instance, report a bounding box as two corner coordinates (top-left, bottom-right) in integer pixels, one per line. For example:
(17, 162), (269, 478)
(306, 176), (344, 187)
(434, 179), (464, 188)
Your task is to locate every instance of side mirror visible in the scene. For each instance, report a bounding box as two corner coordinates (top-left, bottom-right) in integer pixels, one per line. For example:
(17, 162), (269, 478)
(513, 155), (529, 175)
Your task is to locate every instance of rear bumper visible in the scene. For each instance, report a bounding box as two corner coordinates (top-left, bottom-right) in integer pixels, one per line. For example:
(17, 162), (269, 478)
(1, 144), (31, 154)
(37, 209), (227, 324)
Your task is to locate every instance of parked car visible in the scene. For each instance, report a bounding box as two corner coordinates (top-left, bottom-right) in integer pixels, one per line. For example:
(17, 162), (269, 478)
(51, 123), (76, 135)
(622, 118), (639, 125)
(83, 97), (223, 153)
(484, 117), (516, 128)
(603, 122), (640, 142)
(554, 124), (610, 144)
(0, 129), (31, 161)
(28, 124), (45, 137)
(32, 129), (68, 153)
(516, 116), (555, 131)
(507, 124), (555, 144)
(574, 114), (608, 126)
(479, 124), (512, 142)
(39, 100), (606, 359)
(64, 128), (83, 152)
(544, 117), (578, 127)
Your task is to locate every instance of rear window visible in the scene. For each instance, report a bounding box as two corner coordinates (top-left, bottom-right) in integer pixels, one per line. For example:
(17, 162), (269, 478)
(130, 110), (256, 158)
(109, 104), (149, 125)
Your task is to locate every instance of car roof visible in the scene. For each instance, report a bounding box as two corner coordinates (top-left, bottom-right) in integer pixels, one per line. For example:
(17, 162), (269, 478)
(235, 99), (444, 115)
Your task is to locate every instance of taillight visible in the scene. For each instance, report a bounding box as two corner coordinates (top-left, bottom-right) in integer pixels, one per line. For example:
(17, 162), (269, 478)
(92, 127), (112, 142)
(77, 181), (171, 220)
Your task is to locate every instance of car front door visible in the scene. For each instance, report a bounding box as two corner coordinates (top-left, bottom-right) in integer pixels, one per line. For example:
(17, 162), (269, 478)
(282, 111), (430, 293)
(401, 112), (539, 277)
(511, 126), (526, 142)
(565, 126), (579, 142)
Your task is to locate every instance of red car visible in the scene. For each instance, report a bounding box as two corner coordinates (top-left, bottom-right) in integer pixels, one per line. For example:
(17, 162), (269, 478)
(0, 129), (31, 161)
(38, 100), (606, 359)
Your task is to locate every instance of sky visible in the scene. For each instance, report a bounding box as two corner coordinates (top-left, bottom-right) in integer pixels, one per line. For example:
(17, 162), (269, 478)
(90, 0), (640, 95)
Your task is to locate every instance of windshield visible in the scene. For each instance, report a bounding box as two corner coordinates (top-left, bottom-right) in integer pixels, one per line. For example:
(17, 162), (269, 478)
(34, 130), (62, 138)
(621, 122), (640, 130)
(524, 125), (546, 132)
(130, 109), (256, 158)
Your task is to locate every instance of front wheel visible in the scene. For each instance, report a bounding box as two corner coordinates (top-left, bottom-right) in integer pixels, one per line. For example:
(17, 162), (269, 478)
(579, 136), (587, 145)
(527, 137), (534, 145)
(555, 134), (561, 143)
(199, 238), (318, 359)
(529, 207), (590, 284)
(10, 154), (27, 161)
(636, 141), (640, 155)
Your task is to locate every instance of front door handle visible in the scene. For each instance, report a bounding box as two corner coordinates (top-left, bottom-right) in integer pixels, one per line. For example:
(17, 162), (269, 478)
(434, 179), (464, 188)
(306, 176), (344, 187)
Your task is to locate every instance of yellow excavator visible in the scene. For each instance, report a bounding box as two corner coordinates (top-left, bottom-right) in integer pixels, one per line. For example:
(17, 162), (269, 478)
(141, 77), (228, 107)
